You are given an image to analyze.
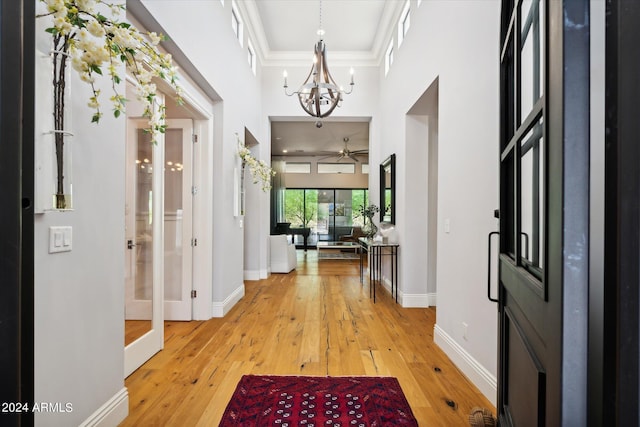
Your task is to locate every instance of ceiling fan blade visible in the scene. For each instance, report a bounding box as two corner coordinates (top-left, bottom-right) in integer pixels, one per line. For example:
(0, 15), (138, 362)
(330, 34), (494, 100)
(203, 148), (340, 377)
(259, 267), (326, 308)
(347, 154), (360, 162)
(351, 149), (369, 154)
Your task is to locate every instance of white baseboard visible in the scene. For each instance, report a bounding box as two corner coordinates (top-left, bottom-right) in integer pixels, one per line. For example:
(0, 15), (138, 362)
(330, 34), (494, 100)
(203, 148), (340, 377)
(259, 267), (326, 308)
(244, 270), (261, 281)
(212, 283), (245, 317)
(434, 324), (497, 406)
(380, 277), (432, 308)
(428, 292), (437, 306)
(244, 269), (268, 280)
(79, 387), (128, 427)
(400, 293), (430, 307)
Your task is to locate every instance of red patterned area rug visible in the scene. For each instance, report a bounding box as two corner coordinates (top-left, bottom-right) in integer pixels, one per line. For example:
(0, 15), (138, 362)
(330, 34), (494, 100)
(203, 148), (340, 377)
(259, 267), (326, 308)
(219, 375), (418, 426)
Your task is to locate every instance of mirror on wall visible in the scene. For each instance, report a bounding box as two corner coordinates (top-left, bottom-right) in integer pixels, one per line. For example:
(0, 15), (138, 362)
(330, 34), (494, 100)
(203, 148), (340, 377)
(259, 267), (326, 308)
(380, 154), (396, 224)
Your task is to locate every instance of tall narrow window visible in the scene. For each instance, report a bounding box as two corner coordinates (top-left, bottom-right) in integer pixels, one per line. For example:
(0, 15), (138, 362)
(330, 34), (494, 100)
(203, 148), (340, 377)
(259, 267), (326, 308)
(385, 40), (394, 75)
(398, 1), (411, 47)
(231, 1), (243, 46)
(247, 40), (256, 75)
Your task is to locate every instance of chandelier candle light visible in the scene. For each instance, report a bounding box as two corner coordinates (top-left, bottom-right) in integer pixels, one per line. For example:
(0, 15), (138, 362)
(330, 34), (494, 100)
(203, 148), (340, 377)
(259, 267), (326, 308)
(283, 0), (354, 122)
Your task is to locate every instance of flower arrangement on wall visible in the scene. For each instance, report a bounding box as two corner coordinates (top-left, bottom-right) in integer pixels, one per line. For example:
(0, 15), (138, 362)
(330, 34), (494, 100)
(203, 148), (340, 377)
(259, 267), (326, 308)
(237, 134), (276, 193)
(38, 0), (182, 208)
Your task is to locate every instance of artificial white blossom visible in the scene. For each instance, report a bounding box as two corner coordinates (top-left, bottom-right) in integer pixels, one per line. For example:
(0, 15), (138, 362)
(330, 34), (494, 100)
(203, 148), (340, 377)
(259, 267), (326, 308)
(237, 134), (276, 192)
(38, 0), (183, 143)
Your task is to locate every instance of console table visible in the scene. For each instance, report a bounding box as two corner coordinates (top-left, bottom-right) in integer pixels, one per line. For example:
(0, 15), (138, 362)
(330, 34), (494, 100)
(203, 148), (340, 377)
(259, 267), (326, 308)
(359, 238), (399, 303)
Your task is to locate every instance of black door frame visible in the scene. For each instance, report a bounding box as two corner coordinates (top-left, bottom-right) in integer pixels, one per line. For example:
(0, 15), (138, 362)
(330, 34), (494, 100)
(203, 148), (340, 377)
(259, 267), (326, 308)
(0, 1), (34, 426)
(603, 1), (640, 425)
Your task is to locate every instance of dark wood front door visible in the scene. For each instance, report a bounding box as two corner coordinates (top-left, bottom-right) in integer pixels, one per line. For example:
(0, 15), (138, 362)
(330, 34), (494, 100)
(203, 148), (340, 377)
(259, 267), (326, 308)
(497, 1), (590, 425)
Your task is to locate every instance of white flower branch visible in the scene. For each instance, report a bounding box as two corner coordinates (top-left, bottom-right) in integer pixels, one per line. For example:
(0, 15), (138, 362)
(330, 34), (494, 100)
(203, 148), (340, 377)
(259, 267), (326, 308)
(38, 0), (183, 144)
(237, 134), (275, 192)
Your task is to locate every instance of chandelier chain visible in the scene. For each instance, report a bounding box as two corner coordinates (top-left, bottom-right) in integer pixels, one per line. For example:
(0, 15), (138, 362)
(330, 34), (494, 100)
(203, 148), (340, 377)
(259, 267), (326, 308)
(319, 0), (323, 35)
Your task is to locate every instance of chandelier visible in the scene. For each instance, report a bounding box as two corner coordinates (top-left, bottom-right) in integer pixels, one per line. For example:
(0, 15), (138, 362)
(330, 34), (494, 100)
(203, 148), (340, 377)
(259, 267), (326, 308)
(283, 0), (354, 120)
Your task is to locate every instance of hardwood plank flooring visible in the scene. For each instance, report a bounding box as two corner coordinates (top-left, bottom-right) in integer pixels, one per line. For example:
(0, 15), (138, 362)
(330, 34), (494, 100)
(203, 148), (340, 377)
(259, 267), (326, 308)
(121, 250), (495, 426)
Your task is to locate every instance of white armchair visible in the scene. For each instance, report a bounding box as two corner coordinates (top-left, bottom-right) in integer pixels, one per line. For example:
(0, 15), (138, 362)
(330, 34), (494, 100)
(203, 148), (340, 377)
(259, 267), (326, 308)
(269, 234), (297, 273)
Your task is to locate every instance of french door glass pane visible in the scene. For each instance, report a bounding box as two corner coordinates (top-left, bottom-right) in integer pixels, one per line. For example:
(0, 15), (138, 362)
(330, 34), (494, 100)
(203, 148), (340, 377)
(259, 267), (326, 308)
(503, 151), (516, 258)
(520, 118), (544, 275)
(164, 128), (183, 301)
(520, 0), (544, 119)
(135, 130), (154, 303)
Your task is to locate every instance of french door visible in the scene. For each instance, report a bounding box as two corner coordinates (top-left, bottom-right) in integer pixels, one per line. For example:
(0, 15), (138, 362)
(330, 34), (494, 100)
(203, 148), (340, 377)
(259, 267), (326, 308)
(497, 0), (590, 425)
(124, 114), (194, 376)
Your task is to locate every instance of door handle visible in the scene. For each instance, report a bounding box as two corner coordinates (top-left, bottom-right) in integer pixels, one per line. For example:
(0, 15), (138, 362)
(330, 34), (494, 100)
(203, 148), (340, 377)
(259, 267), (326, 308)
(487, 231), (499, 303)
(127, 239), (136, 250)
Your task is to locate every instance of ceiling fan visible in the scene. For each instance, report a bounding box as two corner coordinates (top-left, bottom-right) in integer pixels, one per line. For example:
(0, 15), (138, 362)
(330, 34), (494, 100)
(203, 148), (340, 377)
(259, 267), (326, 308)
(320, 137), (369, 162)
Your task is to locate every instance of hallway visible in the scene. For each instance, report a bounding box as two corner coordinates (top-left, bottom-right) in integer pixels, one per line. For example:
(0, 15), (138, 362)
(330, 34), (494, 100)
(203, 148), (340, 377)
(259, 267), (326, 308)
(122, 252), (494, 426)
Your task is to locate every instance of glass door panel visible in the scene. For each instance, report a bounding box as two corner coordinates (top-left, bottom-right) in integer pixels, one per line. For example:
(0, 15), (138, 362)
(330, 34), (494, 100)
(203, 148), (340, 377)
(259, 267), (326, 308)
(317, 190), (334, 241)
(520, 118), (544, 276)
(124, 129), (153, 344)
(124, 116), (164, 378)
(334, 189), (354, 240)
(163, 120), (193, 321)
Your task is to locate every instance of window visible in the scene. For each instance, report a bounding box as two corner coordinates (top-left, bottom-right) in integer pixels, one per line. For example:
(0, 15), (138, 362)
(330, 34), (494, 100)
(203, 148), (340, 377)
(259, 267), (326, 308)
(317, 163), (355, 174)
(283, 188), (369, 245)
(398, 1), (411, 47)
(247, 40), (256, 75)
(231, 1), (243, 46)
(385, 40), (394, 75)
(285, 162), (311, 174)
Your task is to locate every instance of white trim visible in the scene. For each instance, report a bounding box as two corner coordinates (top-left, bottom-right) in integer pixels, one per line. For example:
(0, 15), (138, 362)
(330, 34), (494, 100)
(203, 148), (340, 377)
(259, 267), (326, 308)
(401, 292), (430, 308)
(377, 277), (431, 308)
(212, 283), (245, 317)
(79, 388), (128, 427)
(428, 292), (437, 307)
(244, 270), (261, 281)
(433, 324), (497, 406)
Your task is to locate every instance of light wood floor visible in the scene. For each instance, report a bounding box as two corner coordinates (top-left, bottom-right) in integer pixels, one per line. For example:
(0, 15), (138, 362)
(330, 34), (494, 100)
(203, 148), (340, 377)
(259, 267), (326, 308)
(121, 250), (495, 426)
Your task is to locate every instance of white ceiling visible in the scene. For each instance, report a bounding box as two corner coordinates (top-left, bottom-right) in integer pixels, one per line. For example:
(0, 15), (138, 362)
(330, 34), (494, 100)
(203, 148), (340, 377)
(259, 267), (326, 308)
(248, 0), (396, 158)
(253, 0), (388, 53)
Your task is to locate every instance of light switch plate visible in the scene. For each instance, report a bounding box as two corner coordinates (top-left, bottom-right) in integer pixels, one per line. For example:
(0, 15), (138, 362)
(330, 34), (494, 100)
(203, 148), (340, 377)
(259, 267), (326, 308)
(49, 226), (72, 253)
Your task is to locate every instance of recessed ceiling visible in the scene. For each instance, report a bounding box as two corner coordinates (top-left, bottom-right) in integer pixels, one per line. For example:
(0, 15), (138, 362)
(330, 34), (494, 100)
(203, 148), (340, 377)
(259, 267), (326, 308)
(251, 1), (392, 158)
(254, 0), (388, 53)
(271, 120), (369, 158)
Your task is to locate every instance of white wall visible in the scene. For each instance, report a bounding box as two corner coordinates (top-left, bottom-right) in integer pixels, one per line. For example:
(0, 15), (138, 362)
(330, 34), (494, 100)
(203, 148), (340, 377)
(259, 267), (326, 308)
(376, 0), (500, 403)
(139, 0), (264, 307)
(34, 2), (127, 425)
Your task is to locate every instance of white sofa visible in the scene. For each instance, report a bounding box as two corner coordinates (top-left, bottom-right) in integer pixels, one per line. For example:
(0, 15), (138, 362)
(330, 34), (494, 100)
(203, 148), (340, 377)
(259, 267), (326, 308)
(269, 234), (297, 273)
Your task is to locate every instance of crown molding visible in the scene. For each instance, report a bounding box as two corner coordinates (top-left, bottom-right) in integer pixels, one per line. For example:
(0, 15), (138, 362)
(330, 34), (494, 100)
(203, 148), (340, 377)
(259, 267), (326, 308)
(239, 0), (407, 69)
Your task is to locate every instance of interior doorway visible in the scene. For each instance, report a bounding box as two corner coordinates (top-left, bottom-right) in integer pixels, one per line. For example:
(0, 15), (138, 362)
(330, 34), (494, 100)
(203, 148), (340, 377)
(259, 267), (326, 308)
(406, 77), (439, 306)
(124, 79), (207, 376)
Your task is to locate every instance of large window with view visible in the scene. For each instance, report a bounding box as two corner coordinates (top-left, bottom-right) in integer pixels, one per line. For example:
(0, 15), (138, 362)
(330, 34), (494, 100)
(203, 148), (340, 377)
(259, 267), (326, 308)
(283, 188), (368, 247)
